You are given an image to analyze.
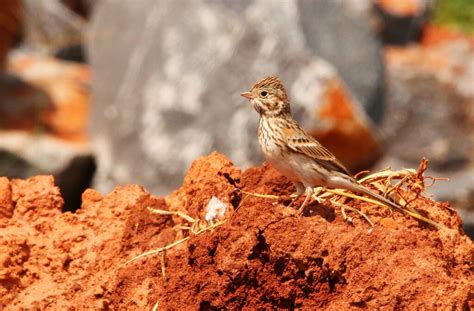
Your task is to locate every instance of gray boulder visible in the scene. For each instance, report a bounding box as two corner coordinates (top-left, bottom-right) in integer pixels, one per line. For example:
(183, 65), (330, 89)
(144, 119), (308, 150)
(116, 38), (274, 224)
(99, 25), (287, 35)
(0, 132), (94, 212)
(0, 55), (96, 212)
(378, 40), (474, 218)
(87, 0), (384, 195)
(22, 0), (87, 52)
(381, 42), (474, 171)
(298, 0), (384, 122)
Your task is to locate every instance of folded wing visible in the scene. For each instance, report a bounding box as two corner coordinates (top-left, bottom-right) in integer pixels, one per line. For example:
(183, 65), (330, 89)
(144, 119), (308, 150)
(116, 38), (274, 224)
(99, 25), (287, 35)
(283, 127), (352, 176)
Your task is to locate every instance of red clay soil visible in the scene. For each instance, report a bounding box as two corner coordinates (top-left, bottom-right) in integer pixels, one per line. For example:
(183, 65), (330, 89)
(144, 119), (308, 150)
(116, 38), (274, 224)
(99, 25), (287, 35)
(1, 152), (473, 309)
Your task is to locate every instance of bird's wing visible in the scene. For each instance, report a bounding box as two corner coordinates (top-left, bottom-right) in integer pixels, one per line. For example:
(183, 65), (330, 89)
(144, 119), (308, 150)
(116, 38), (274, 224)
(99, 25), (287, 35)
(283, 127), (352, 176)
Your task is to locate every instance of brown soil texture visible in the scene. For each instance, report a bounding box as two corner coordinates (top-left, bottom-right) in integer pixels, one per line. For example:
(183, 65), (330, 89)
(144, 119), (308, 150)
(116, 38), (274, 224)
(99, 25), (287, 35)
(1, 152), (473, 309)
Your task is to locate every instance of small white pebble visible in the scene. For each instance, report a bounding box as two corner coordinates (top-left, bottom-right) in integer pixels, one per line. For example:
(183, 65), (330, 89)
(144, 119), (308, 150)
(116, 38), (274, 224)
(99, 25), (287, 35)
(205, 196), (228, 223)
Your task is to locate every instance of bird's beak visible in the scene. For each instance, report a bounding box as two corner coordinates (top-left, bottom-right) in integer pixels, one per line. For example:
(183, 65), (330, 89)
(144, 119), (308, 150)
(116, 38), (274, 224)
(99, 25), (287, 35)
(241, 91), (253, 100)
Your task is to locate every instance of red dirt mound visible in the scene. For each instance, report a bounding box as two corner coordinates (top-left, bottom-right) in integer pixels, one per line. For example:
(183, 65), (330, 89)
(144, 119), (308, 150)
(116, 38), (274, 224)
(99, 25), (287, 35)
(1, 152), (473, 309)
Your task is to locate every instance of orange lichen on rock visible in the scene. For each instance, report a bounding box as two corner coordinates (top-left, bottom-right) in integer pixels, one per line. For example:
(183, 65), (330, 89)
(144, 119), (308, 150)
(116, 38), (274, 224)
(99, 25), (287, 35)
(376, 0), (423, 16)
(311, 78), (382, 173)
(4, 54), (91, 143)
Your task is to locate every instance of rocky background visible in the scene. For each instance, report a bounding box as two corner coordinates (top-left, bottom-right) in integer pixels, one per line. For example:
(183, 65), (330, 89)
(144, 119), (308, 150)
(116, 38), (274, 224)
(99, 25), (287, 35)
(0, 0), (473, 234)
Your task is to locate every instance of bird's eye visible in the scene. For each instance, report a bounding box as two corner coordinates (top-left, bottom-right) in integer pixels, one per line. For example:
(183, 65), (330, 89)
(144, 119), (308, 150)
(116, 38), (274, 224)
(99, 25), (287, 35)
(260, 91), (268, 97)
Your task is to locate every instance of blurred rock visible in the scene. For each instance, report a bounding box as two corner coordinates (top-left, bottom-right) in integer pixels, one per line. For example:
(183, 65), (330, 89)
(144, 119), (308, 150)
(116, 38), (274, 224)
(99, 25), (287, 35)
(421, 23), (474, 48)
(22, 0), (86, 52)
(379, 30), (474, 212)
(0, 53), (93, 211)
(377, 0), (426, 15)
(0, 74), (52, 132)
(374, 0), (431, 45)
(88, 0), (383, 195)
(60, 0), (95, 19)
(0, 149), (40, 178)
(55, 44), (87, 63)
(0, 0), (21, 71)
(309, 78), (382, 172)
(6, 52), (90, 142)
(20, 0), (95, 60)
(457, 209), (474, 239)
(298, 0), (385, 123)
(0, 133), (93, 212)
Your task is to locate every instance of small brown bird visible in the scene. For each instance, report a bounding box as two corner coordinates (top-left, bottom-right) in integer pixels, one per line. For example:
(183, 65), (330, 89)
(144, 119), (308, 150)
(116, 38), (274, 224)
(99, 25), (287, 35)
(241, 75), (405, 214)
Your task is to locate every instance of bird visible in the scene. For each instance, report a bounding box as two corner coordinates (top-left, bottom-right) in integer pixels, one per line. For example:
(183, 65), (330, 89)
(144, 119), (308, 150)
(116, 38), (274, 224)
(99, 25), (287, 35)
(240, 75), (425, 219)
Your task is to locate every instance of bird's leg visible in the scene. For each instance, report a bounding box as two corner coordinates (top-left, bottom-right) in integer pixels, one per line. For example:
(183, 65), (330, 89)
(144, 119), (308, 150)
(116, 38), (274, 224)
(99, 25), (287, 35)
(298, 186), (314, 214)
(286, 182), (304, 208)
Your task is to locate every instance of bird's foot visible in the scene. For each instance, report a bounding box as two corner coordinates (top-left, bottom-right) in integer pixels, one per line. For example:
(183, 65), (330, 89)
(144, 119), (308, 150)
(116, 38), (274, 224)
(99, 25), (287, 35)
(285, 191), (303, 209)
(297, 187), (314, 215)
(297, 200), (307, 214)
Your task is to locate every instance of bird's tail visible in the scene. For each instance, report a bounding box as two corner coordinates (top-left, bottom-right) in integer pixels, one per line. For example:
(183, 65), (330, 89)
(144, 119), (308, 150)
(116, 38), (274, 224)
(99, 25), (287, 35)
(352, 183), (443, 229)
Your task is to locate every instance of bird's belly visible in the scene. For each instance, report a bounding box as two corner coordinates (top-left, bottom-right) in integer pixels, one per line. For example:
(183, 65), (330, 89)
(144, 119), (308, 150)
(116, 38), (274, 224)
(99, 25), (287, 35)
(263, 147), (318, 184)
(260, 140), (297, 181)
(268, 156), (301, 182)
(264, 149), (305, 182)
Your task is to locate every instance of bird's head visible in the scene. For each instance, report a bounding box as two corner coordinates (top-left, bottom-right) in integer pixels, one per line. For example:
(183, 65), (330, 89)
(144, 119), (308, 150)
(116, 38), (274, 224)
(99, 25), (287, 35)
(241, 75), (291, 117)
